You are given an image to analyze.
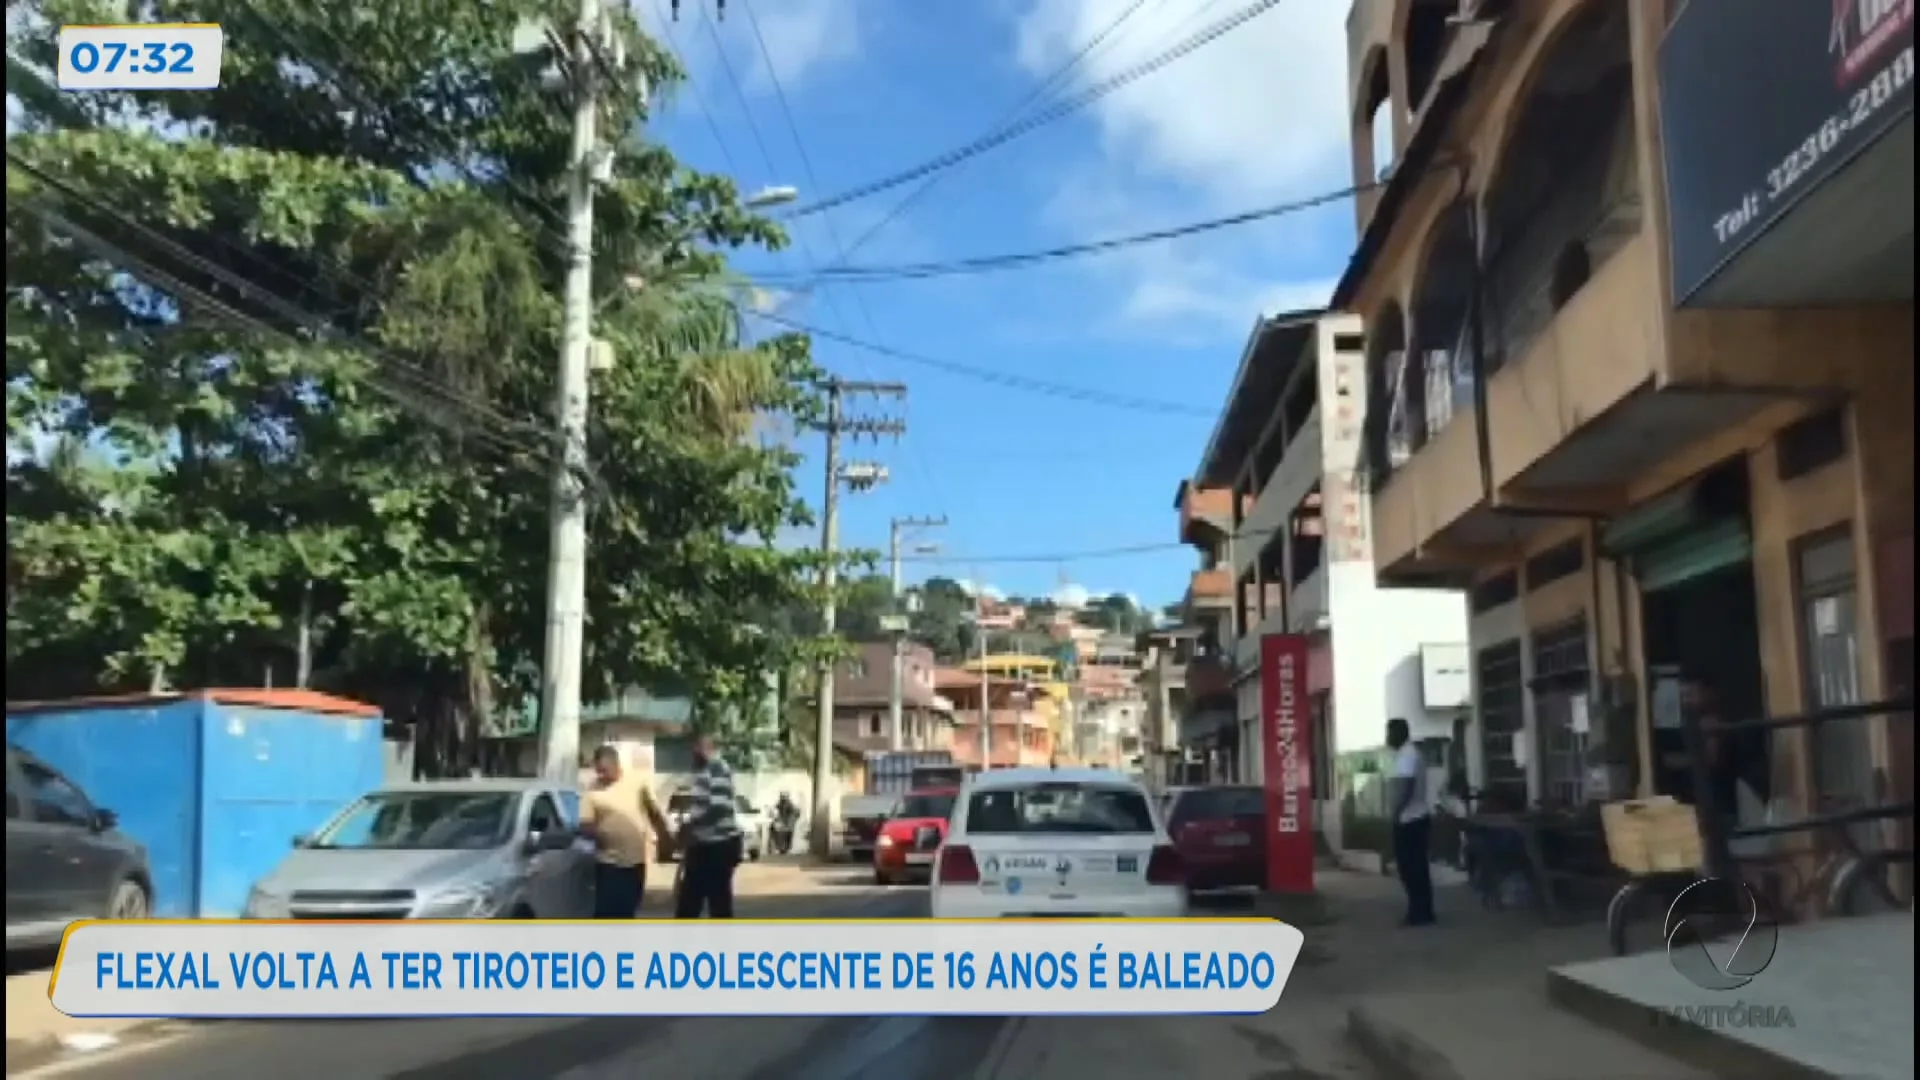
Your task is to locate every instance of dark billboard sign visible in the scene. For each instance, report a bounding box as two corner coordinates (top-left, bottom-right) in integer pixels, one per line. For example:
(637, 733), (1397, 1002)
(1659, 0), (1915, 304)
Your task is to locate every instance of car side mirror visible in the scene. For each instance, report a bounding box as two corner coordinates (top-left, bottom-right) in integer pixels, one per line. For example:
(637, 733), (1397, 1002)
(524, 828), (574, 855)
(92, 808), (118, 832)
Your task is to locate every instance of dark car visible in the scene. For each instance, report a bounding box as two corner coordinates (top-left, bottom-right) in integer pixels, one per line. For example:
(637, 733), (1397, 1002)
(1165, 784), (1267, 893)
(6, 745), (153, 954)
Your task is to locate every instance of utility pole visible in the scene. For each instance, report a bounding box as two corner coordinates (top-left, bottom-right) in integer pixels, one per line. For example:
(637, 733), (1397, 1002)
(887, 515), (945, 752)
(810, 379), (906, 860)
(538, 0), (605, 783)
(975, 569), (993, 769)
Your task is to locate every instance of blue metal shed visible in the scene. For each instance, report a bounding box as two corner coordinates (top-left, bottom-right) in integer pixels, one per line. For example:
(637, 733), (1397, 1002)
(6, 689), (386, 918)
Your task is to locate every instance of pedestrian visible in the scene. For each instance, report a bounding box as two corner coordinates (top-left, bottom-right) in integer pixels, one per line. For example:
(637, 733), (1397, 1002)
(675, 734), (744, 919)
(1386, 717), (1436, 927)
(578, 745), (672, 919)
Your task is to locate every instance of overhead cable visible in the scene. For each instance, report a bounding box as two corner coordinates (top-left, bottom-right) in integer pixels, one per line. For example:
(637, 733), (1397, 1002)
(761, 176), (1384, 286)
(780, 0), (1286, 220)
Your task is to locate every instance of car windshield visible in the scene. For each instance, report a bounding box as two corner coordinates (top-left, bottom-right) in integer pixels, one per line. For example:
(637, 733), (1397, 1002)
(897, 793), (957, 819)
(312, 791), (516, 850)
(1172, 786), (1266, 822)
(965, 783), (1155, 834)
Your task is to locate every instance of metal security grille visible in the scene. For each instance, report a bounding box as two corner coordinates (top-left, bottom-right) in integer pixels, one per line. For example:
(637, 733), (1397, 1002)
(1533, 616), (1592, 806)
(1476, 640), (1526, 807)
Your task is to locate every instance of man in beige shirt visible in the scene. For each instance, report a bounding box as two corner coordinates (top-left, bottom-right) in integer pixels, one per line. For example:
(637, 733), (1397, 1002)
(578, 745), (673, 918)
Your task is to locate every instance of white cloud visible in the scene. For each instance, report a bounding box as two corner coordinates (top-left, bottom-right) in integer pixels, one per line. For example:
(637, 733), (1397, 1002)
(1012, 0), (1353, 208)
(949, 579), (1007, 600)
(1010, 0), (1356, 337)
(737, 0), (863, 91)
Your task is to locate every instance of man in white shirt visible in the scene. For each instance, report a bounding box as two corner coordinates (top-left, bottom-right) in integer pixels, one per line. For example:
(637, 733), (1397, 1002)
(1386, 717), (1436, 927)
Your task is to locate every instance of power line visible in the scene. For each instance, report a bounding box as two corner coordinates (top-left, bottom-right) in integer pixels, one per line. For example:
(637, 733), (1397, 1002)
(745, 308), (1218, 418)
(734, 0), (951, 520)
(780, 0), (1286, 220)
(788, 0), (1158, 290)
(897, 516), (1319, 565)
(759, 175), (1386, 285)
(12, 190), (578, 485)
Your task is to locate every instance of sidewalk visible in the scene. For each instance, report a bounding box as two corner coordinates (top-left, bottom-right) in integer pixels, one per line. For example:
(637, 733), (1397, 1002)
(5, 966), (192, 1075)
(1245, 869), (1714, 1080)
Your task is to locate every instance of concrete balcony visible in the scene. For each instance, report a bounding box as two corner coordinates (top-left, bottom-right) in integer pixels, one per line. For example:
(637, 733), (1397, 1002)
(1289, 564), (1329, 633)
(1178, 483), (1234, 546)
(1186, 568), (1233, 611)
(1371, 230), (1667, 580)
(1185, 653), (1233, 702)
(1234, 411), (1322, 577)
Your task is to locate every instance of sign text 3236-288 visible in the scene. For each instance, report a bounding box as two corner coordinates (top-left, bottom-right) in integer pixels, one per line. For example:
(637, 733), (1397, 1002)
(1713, 44), (1913, 247)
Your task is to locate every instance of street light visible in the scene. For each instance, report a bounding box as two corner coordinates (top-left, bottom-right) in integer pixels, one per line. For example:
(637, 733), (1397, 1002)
(743, 185), (799, 210)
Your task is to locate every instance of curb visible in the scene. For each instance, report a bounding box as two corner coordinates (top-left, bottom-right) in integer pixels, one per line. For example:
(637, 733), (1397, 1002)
(5, 1021), (186, 1076)
(1543, 967), (1830, 1080)
(1344, 1003), (1467, 1080)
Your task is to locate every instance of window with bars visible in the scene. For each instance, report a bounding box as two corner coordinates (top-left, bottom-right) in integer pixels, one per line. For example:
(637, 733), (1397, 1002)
(1795, 527), (1874, 845)
(1476, 640), (1527, 807)
(1532, 616), (1592, 806)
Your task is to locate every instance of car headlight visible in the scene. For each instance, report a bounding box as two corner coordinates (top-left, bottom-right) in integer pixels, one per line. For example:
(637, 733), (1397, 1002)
(415, 883), (505, 919)
(245, 887), (289, 919)
(877, 834), (895, 848)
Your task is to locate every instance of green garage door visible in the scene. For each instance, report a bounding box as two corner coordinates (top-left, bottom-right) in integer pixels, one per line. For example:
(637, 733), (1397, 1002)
(1635, 517), (1753, 593)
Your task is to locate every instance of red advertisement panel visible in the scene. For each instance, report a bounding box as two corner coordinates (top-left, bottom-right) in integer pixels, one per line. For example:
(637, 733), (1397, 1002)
(1261, 633), (1314, 894)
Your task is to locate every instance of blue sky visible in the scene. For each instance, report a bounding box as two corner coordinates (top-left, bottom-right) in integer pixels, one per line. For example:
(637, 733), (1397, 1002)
(645, 0), (1366, 609)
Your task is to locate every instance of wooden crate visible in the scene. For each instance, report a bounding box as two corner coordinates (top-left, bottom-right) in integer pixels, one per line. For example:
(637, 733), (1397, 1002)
(1602, 796), (1704, 875)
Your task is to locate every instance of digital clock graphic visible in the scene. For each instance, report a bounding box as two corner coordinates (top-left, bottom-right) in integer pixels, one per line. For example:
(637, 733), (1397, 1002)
(56, 23), (225, 91)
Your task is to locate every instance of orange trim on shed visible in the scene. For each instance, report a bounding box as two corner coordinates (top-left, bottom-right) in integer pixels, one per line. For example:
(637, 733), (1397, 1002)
(5, 688), (381, 719)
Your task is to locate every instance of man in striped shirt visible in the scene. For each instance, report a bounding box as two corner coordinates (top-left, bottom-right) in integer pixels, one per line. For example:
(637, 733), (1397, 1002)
(675, 734), (743, 918)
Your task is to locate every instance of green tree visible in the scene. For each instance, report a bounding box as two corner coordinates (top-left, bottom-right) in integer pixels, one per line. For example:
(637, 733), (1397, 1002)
(907, 576), (975, 663)
(5, 0), (846, 773)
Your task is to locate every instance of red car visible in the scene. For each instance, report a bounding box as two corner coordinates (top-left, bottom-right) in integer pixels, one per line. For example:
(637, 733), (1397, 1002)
(872, 788), (959, 886)
(1165, 785), (1268, 893)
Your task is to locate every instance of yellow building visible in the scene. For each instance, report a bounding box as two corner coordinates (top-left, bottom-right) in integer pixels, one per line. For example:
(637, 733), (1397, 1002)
(962, 655), (1072, 743)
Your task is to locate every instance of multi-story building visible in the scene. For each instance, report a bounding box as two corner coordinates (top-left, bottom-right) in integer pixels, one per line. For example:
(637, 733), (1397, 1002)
(938, 667), (1055, 767)
(1176, 482), (1242, 780)
(1339, 0), (1910, 828)
(1176, 312), (1471, 846)
(829, 640), (954, 754)
(1137, 628), (1195, 787)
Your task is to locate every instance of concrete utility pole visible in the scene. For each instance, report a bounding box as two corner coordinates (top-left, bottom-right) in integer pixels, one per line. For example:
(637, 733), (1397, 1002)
(974, 569), (993, 769)
(887, 515), (946, 752)
(810, 379), (906, 860)
(537, 0), (604, 783)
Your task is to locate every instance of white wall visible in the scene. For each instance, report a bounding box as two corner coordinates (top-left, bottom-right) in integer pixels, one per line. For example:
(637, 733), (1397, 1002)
(1326, 563), (1471, 757)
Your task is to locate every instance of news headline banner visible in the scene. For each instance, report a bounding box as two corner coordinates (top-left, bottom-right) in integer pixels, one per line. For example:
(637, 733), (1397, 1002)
(52, 919), (1303, 1019)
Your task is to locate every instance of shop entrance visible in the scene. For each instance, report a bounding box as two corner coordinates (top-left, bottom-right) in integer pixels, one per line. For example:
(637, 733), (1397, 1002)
(1608, 460), (1767, 809)
(1641, 564), (1767, 803)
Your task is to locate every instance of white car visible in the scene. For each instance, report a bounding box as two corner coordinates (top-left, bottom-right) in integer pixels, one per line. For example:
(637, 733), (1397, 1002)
(929, 767), (1188, 919)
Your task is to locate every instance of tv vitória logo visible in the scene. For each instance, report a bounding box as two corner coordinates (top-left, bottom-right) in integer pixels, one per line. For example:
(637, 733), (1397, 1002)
(1664, 875), (1783, 991)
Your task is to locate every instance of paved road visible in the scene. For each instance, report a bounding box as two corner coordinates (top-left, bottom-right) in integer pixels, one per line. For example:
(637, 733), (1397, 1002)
(22, 885), (1373, 1080)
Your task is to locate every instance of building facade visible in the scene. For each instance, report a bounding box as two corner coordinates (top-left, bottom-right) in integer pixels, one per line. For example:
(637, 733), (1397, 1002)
(1339, 0), (1911, 843)
(1175, 313), (1472, 845)
(830, 640), (953, 754)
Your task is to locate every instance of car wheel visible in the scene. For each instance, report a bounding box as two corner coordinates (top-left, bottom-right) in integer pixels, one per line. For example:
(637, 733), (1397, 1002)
(108, 878), (150, 920)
